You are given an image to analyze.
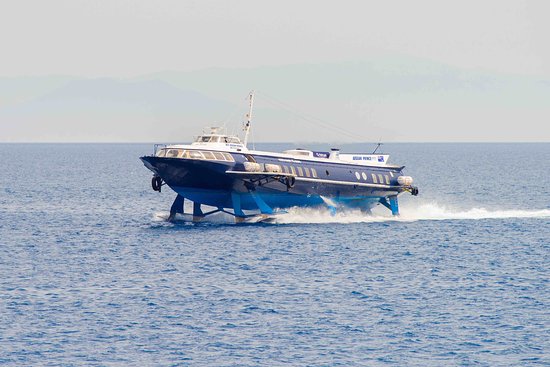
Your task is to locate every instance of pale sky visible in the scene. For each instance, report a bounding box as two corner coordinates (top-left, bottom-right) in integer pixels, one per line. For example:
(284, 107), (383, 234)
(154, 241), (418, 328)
(1, 0), (549, 142)
(1, 0), (549, 78)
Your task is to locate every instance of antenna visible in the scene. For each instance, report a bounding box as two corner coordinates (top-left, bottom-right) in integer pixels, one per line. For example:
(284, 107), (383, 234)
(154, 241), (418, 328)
(243, 90), (254, 147)
(372, 140), (383, 154)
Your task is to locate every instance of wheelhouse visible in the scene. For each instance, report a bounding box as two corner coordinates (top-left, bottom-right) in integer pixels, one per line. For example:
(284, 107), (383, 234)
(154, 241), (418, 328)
(193, 134), (242, 144)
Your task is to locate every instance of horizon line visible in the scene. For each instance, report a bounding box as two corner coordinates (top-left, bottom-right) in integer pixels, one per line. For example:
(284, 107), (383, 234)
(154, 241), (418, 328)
(1, 141), (548, 144)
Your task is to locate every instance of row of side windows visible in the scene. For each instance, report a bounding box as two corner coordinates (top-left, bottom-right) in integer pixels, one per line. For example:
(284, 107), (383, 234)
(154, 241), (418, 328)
(280, 164), (392, 184)
(281, 165), (318, 178)
(156, 148), (235, 162)
(371, 173), (391, 185)
(355, 170), (392, 184)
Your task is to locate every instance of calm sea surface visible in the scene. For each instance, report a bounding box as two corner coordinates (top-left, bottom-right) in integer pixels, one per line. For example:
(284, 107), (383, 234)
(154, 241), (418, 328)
(0, 143), (549, 366)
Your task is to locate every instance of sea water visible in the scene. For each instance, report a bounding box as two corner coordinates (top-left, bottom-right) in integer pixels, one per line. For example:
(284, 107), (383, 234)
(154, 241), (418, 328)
(0, 143), (548, 366)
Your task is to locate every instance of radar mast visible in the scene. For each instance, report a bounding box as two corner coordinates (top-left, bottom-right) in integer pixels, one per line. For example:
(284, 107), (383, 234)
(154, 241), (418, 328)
(243, 90), (254, 147)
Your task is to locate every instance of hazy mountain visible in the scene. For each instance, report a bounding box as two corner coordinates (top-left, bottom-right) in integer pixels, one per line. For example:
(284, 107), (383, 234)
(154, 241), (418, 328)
(138, 58), (550, 142)
(1, 78), (235, 142)
(1, 57), (549, 142)
(0, 75), (76, 106)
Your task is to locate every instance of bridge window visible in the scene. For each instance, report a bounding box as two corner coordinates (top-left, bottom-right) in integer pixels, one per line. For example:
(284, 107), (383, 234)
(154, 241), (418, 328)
(224, 137), (241, 144)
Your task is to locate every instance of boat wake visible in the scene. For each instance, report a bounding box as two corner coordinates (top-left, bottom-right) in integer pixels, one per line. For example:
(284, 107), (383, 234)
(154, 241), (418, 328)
(273, 203), (550, 224)
(151, 202), (550, 225)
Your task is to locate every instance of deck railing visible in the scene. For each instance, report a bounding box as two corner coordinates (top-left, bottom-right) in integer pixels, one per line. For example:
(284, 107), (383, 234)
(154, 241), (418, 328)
(153, 144), (168, 157)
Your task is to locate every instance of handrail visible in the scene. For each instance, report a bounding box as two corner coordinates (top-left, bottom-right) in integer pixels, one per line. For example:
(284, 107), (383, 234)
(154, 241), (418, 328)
(153, 144), (168, 157)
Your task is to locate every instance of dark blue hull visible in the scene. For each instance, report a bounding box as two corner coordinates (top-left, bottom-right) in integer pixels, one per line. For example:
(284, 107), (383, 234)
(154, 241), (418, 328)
(141, 150), (411, 215)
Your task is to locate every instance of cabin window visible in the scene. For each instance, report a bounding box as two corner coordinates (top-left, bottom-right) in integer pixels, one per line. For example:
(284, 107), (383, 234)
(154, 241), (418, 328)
(325, 170), (330, 176)
(189, 150), (204, 159)
(177, 149), (234, 162)
(378, 174), (384, 184)
(311, 168), (318, 178)
(304, 167), (311, 177)
(297, 167), (303, 176)
(362, 172), (367, 180)
(385, 175), (390, 185)
(244, 154), (256, 162)
(222, 153), (235, 162)
(166, 149), (181, 158)
(390, 171), (394, 177)
(355, 172), (360, 180)
(202, 151), (216, 160)
(372, 173), (378, 183)
(290, 166), (297, 175)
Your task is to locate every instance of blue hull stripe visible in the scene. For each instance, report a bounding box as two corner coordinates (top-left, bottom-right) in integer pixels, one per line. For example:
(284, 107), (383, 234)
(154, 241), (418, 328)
(172, 186), (384, 211)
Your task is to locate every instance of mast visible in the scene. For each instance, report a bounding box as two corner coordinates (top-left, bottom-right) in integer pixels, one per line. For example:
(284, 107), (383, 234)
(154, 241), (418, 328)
(243, 90), (254, 147)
